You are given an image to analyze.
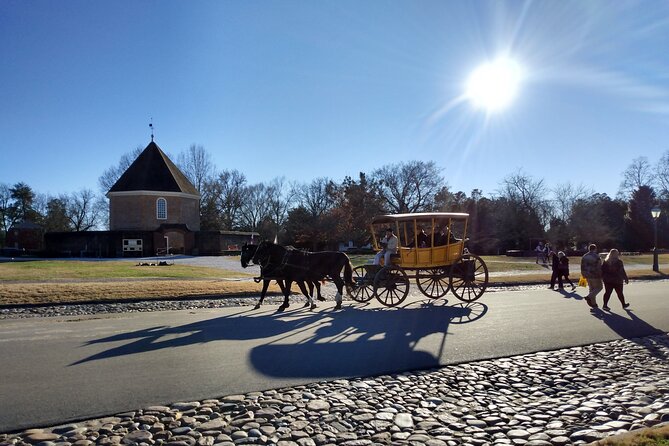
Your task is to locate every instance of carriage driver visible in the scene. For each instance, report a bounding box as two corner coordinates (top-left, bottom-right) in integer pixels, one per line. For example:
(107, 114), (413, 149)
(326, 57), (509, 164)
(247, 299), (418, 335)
(373, 227), (399, 266)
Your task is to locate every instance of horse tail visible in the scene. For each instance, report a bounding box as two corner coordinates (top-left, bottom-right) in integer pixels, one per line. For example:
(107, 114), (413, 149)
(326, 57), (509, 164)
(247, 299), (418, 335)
(343, 255), (354, 296)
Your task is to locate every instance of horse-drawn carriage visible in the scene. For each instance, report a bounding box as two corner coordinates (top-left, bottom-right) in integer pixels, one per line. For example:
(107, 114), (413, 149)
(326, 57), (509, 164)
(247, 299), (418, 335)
(351, 212), (489, 307)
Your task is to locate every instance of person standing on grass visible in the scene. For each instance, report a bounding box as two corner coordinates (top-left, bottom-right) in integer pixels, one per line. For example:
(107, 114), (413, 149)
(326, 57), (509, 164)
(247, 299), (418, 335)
(580, 243), (603, 309)
(601, 248), (630, 311)
(543, 242), (552, 265)
(535, 241), (545, 264)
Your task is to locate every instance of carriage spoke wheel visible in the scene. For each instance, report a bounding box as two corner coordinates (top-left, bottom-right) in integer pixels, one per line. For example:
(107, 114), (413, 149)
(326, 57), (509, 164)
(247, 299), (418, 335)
(373, 265), (410, 307)
(416, 268), (450, 299)
(449, 254), (489, 302)
(351, 265), (376, 302)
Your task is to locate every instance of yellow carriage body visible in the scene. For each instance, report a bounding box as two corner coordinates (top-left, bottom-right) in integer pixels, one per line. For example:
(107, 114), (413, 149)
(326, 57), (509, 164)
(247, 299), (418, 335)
(370, 212), (469, 269)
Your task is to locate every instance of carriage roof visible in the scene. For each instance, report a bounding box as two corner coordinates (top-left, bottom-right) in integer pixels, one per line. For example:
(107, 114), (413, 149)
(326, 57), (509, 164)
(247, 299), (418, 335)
(371, 212), (470, 225)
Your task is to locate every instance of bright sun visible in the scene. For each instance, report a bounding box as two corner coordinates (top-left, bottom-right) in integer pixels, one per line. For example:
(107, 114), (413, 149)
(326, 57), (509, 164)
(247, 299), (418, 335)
(466, 57), (523, 112)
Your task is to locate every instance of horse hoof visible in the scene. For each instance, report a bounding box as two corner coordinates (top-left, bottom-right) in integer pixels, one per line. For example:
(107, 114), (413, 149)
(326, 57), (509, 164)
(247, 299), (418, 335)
(334, 303), (342, 310)
(310, 303), (317, 310)
(303, 302), (310, 309)
(317, 297), (326, 301)
(276, 306), (286, 313)
(253, 304), (260, 310)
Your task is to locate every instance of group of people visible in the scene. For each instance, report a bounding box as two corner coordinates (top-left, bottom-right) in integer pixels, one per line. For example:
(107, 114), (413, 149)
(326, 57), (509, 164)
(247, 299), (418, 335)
(547, 248), (575, 290)
(580, 243), (630, 311)
(373, 225), (459, 266)
(535, 241), (552, 264)
(542, 241), (631, 311)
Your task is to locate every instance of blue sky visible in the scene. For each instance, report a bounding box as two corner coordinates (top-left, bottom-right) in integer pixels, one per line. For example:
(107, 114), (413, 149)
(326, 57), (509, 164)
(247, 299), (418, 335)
(2, 0), (668, 199)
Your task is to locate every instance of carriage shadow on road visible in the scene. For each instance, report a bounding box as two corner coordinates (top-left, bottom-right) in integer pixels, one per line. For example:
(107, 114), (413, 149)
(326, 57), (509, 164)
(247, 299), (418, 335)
(71, 300), (488, 378)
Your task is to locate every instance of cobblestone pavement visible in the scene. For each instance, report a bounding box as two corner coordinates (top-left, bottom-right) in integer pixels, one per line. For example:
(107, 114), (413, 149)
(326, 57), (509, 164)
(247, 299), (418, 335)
(0, 333), (668, 445)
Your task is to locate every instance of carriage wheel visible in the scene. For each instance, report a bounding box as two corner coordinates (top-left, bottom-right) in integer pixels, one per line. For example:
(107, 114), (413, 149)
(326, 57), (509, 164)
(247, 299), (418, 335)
(416, 268), (450, 299)
(350, 266), (376, 303)
(449, 254), (489, 302)
(373, 265), (410, 307)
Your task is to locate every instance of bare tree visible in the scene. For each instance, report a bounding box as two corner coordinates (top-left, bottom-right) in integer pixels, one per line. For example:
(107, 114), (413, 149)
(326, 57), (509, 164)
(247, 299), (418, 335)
(98, 146), (143, 193)
(0, 183), (18, 236)
(202, 170), (247, 230)
(67, 189), (103, 231)
(371, 161), (445, 213)
(551, 182), (593, 221)
(177, 144), (214, 194)
(494, 170), (551, 249)
(656, 150), (669, 199)
(266, 177), (295, 231)
(618, 156), (654, 199)
(239, 183), (273, 231)
(296, 177), (337, 217)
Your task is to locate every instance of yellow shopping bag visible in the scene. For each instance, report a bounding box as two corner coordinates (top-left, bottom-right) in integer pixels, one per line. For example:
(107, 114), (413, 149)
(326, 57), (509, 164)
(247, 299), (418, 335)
(578, 275), (588, 287)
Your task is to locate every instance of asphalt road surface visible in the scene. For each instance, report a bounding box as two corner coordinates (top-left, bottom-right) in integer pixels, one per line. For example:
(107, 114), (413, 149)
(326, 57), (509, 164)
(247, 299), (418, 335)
(0, 281), (667, 433)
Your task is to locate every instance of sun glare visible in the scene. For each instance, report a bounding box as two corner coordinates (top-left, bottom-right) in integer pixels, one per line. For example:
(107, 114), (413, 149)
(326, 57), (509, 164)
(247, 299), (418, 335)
(466, 57), (523, 112)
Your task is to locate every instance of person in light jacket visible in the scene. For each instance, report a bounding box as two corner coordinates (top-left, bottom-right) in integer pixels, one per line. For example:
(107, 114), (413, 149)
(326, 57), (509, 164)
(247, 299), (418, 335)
(580, 244), (603, 309)
(374, 228), (398, 266)
(601, 248), (630, 311)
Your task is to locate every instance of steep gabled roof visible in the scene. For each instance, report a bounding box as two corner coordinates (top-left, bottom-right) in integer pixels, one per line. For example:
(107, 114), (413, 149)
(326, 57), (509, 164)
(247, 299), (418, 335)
(108, 141), (199, 196)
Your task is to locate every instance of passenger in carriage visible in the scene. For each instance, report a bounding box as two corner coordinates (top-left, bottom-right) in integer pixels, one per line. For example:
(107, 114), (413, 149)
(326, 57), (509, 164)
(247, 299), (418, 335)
(408, 228), (429, 248)
(373, 227), (398, 266)
(434, 225), (460, 246)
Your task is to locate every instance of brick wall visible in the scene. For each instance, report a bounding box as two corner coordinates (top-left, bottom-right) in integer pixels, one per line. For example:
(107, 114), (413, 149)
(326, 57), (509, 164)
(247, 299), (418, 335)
(109, 194), (200, 231)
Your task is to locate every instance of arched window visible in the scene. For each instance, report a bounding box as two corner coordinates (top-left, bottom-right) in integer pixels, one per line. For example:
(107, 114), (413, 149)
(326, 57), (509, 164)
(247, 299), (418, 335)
(156, 197), (167, 220)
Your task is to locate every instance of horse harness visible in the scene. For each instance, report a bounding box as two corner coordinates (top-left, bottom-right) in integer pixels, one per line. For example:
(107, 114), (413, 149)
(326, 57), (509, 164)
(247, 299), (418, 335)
(257, 248), (313, 280)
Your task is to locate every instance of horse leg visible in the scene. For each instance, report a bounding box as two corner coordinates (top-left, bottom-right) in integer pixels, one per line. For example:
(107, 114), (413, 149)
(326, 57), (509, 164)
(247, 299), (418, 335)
(333, 277), (344, 310)
(315, 280), (325, 301)
(297, 281), (315, 310)
(255, 279), (272, 310)
(277, 280), (292, 312)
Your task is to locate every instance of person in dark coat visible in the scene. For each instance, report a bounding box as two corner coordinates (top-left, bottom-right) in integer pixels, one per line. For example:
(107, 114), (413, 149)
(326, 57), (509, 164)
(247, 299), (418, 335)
(601, 248), (630, 311)
(557, 251), (575, 290)
(548, 247), (562, 289)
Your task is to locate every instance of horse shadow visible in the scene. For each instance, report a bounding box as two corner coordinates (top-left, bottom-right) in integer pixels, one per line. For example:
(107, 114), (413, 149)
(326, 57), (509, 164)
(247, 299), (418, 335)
(71, 301), (488, 379)
(70, 307), (322, 365)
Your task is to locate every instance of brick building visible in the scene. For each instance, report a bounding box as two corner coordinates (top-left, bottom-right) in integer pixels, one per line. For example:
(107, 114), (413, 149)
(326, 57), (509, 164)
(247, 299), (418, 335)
(44, 140), (257, 257)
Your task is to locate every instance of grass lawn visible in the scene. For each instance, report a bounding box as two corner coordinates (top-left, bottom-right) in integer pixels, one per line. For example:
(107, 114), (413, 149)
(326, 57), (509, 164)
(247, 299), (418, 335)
(0, 260), (249, 281)
(592, 424), (669, 445)
(0, 254), (666, 306)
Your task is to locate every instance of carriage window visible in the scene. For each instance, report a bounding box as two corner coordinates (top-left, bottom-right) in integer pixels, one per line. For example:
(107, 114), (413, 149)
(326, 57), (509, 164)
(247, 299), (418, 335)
(156, 197), (167, 219)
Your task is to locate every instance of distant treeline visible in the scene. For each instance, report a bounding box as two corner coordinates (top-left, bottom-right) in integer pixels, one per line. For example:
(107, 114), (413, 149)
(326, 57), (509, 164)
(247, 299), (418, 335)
(2, 145), (668, 254)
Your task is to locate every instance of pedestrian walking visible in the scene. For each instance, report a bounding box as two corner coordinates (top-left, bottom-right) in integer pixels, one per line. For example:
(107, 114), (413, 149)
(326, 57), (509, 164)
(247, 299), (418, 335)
(580, 243), (603, 309)
(548, 247), (561, 289)
(601, 248), (630, 311)
(557, 251), (576, 290)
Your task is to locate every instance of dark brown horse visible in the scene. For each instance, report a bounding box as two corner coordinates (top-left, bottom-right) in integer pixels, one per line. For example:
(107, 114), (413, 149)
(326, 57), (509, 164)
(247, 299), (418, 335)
(241, 243), (321, 310)
(251, 241), (355, 311)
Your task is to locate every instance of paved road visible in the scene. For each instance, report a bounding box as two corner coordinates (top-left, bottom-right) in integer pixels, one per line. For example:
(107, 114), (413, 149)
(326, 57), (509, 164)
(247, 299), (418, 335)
(0, 281), (667, 433)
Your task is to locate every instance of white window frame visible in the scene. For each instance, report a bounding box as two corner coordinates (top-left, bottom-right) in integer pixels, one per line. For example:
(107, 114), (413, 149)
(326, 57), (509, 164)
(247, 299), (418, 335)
(156, 197), (167, 220)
